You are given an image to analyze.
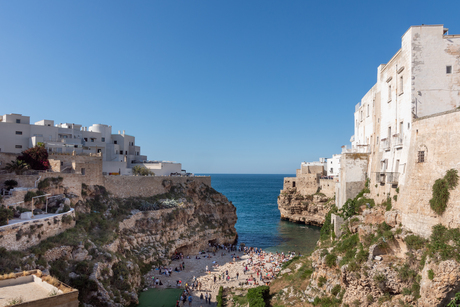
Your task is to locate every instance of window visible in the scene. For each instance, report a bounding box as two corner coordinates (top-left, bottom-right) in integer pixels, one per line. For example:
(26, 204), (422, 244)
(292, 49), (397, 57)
(16, 119), (20, 123)
(114, 140), (118, 144)
(408, 123), (410, 129)
(84, 138), (88, 142)
(367, 105), (369, 117)
(377, 136), (379, 144)
(136, 152), (139, 155)
(15, 131), (22, 135)
(388, 85), (392, 102)
(101, 137), (105, 142)
(97, 149), (102, 153)
(447, 66), (452, 74)
(418, 151), (425, 163)
(125, 151), (127, 155)
(15, 145), (22, 148)
(292, 181), (296, 188)
(399, 76), (403, 94)
(81, 168), (86, 175)
(60, 162), (63, 166)
(74, 145), (78, 148)
(91, 138), (95, 142)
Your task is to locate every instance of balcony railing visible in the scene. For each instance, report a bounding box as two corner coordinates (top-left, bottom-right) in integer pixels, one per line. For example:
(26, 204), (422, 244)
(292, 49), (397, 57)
(382, 138), (391, 151)
(355, 102), (362, 112)
(393, 134), (403, 148)
(341, 145), (370, 154)
(375, 172), (400, 185)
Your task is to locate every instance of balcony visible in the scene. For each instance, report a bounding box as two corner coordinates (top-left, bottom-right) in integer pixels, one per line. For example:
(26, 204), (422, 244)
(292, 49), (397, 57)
(355, 102), (362, 112)
(393, 133), (403, 148)
(341, 145), (370, 154)
(382, 138), (391, 151)
(375, 172), (400, 185)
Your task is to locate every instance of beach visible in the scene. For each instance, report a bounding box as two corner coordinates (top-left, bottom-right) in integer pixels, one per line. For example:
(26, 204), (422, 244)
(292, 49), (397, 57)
(143, 246), (295, 306)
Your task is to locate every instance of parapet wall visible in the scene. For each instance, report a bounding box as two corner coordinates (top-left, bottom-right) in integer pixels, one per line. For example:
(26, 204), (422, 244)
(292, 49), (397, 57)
(103, 176), (212, 198)
(0, 209), (76, 251)
(398, 111), (460, 237)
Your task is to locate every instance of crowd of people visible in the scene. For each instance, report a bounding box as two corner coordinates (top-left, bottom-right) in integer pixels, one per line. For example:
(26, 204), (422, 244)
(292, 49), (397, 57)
(147, 243), (298, 306)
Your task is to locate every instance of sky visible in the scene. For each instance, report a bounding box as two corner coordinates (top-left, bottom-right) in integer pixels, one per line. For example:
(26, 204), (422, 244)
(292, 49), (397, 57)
(1, 1), (460, 174)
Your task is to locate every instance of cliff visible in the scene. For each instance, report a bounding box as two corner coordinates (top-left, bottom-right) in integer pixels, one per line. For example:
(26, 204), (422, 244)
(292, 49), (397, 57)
(277, 187), (333, 226)
(0, 179), (237, 306)
(271, 189), (460, 307)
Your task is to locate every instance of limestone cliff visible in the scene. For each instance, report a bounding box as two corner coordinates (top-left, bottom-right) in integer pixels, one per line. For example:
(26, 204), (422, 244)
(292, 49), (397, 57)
(1, 179), (237, 306)
(270, 198), (460, 307)
(277, 187), (333, 226)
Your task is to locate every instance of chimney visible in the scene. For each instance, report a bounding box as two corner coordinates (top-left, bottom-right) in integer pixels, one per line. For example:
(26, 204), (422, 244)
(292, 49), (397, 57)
(123, 130), (125, 135)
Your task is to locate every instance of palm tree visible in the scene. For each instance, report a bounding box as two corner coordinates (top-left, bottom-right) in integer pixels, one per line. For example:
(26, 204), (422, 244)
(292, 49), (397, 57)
(3, 160), (29, 175)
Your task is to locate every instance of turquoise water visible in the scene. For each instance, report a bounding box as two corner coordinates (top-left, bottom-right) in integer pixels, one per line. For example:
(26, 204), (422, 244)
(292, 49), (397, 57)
(137, 288), (183, 307)
(199, 174), (321, 256)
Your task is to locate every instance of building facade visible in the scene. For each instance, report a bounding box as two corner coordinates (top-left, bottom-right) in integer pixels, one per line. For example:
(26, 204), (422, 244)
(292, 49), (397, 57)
(0, 113), (182, 176)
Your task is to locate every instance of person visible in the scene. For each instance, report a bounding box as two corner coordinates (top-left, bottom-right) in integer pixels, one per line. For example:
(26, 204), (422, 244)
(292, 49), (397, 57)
(214, 275), (216, 283)
(176, 300), (180, 307)
(200, 293), (204, 301)
(205, 292), (208, 304)
(188, 295), (193, 306)
(208, 293), (212, 304)
(236, 272), (239, 280)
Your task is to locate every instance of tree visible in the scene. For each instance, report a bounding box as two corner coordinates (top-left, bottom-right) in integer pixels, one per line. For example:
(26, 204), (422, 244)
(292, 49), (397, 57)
(4, 180), (18, 190)
(3, 160), (29, 175)
(18, 144), (50, 170)
(132, 165), (155, 176)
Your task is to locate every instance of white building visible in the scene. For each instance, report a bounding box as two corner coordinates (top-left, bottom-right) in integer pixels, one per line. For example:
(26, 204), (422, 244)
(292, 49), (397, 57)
(0, 113), (182, 176)
(349, 24), (460, 190)
(326, 154), (341, 177)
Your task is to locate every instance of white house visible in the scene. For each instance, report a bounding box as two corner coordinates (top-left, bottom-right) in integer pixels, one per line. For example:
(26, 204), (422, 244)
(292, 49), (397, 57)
(0, 113), (182, 176)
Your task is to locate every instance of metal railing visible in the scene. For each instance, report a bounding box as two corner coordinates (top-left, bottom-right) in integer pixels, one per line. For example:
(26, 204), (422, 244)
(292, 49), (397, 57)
(393, 134), (403, 147)
(382, 139), (391, 151)
(375, 172), (399, 184)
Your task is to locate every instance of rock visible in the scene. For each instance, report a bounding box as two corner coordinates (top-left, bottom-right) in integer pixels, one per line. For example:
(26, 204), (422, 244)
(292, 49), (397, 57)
(384, 210), (401, 227)
(64, 198), (71, 206)
(69, 272), (79, 279)
(374, 256), (382, 261)
(72, 248), (89, 261)
(42, 269), (50, 276)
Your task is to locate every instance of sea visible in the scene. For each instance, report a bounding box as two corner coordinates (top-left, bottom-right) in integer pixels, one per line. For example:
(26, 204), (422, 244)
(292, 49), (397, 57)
(198, 174), (321, 256)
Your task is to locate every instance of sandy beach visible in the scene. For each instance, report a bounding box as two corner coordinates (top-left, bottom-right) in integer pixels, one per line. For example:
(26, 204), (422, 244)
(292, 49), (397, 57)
(144, 247), (294, 306)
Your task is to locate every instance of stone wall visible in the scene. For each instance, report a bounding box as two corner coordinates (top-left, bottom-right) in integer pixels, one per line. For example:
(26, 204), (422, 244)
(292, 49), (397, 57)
(319, 178), (337, 198)
(0, 209), (76, 251)
(398, 111), (460, 237)
(0, 152), (19, 168)
(336, 153), (369, 209)
(102, 175), (211, 198)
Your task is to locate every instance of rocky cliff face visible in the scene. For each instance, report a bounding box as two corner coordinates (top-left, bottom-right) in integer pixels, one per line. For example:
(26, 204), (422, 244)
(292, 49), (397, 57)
(277, 187), (333, 226)
(2, 179), (237, 307)
(270, 200), (460, 307)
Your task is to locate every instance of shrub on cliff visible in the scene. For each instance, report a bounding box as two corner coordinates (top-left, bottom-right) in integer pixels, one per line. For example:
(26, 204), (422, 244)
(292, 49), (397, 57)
(0, 206), (14, 226)
(247, 286), (269, 307)
(430, 169), (459, 215)
(18, 144), (50, 170)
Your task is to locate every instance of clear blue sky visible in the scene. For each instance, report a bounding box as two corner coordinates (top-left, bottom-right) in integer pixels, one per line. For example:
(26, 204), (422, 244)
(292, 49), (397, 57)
(1, 1), (459, 174)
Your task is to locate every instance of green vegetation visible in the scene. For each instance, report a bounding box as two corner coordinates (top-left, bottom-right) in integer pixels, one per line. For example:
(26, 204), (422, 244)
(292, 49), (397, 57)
(318, 276), (327, 287)
(18, 144), (50, 170)
(430, 169), (459, 215)
(405, 235), (427, 250)
(428, 269), (434, 280)
(247, 286), (269, 307)
(320, 206), (337, 241)
(331, 285), (341, 296)
(132, 165), (155, 176)
(4, 180), (18, 190)
(0, 206), (14, 226)
(217, 286), (224, 307)
(3, 160), (29, 175)
(339, 187), (374, 219)
(325, 253), (337, 268)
